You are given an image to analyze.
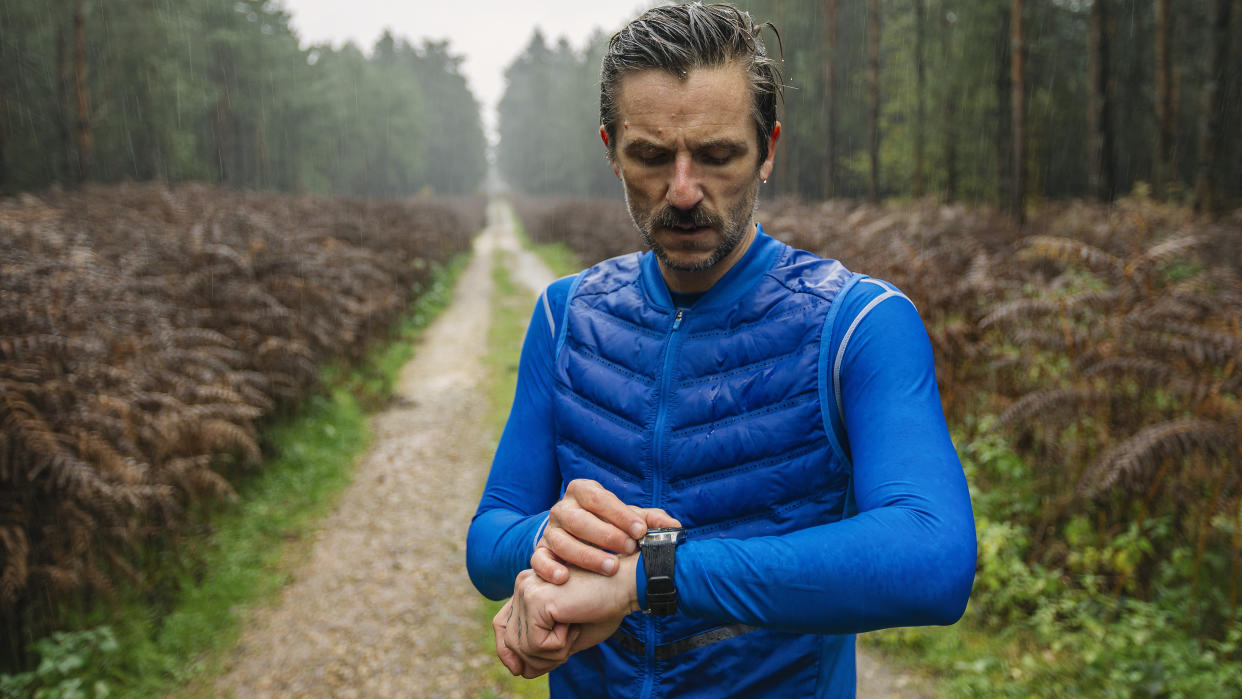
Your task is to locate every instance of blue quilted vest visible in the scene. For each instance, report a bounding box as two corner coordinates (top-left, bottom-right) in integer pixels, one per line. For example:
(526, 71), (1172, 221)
(549, 229), (863, 698)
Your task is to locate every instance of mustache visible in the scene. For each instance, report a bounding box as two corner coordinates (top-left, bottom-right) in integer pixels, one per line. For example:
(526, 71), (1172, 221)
(653, 205), (723, 230)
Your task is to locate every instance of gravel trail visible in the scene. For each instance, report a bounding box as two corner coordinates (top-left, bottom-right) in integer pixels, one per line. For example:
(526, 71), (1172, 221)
(215, 200), (526, 698)
(214, 199), (933, 698)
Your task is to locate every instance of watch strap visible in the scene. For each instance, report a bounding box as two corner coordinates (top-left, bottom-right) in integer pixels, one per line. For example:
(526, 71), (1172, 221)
(642, 532), (680, 616)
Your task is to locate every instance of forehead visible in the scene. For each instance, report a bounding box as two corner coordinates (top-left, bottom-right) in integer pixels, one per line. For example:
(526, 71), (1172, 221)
(614, 64), (754, 146)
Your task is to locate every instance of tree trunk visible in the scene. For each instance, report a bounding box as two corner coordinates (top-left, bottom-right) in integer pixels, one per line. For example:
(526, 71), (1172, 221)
(913, 0), (925, 198)
(1194, 0), (1233, 213)
(823, 0), (838, 199)
(1154, 0), (1174, 199)
(867, 0), (881, 203)
(1010, 0), (1026, 222)
(55, 13), (72, 182)
(1235, 0), (1242, 203)
(1087, 0), (1115, 201)
(213, 94), (231, 184)
(72, 0), (90, 184)
(0, 28), (7, 190)
(995, 3), (1013, 209)
(941, 8), (957, 202)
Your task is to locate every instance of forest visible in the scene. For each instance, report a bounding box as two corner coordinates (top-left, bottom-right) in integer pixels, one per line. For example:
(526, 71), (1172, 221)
(0, 0), (487, 196)
(498, 0), (1242, 214)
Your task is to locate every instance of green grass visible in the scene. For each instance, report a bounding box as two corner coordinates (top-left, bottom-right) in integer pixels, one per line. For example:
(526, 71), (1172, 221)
(0, 258), (465, 699)
(472, 247), (551, 698)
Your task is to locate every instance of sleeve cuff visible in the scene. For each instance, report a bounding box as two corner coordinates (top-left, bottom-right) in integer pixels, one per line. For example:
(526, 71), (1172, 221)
(635, 551), (647, 611)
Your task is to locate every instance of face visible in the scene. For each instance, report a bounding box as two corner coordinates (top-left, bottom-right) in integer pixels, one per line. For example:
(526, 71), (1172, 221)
(603, 64), (779, 292)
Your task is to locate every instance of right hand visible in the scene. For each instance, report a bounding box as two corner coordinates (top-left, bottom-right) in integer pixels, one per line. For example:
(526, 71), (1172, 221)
(531, 479), (680, 583)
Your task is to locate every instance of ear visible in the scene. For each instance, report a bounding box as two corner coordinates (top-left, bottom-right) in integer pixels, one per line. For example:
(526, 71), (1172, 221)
(758, 121), (781, 182)
(601, 125), (621, 179)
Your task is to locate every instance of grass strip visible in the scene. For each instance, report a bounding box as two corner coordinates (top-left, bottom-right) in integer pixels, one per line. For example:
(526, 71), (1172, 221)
(0, 257), (465, 699)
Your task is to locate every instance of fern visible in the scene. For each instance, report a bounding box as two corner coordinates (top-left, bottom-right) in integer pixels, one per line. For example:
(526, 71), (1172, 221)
(1078, 418), (1234, 497)
(0, 182), (480, 634)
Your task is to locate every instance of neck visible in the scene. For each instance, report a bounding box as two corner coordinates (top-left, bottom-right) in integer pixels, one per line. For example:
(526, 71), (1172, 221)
(659, 222), (757, 294)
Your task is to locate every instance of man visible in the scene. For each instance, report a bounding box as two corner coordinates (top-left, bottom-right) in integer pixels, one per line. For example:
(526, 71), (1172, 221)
(466, 3), (976, 696)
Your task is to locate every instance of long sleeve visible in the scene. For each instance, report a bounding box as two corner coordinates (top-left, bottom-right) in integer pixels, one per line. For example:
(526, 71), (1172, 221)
(466, 278), (574, 600)
(674, 281), (977, 633)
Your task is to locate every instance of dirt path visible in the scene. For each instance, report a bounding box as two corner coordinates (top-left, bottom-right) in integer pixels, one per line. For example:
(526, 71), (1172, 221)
(215, 200), (525, 698)
(215, 199), (933, 698)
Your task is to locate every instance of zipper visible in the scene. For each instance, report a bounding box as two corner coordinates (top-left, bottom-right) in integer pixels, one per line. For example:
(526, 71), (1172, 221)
(642, 308), (686, 699)
(651, 309), (685, 510)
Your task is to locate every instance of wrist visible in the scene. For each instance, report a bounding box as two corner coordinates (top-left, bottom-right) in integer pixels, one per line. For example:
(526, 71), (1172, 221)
(619, 553), (641, 615)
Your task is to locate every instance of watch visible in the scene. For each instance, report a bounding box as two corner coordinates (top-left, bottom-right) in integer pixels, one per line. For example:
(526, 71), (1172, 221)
(640, 527), (684, 616)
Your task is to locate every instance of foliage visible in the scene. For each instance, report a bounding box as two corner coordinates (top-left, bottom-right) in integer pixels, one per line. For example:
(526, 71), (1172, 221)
(0, 1), (487, 196)
(0, 248), (466, 695)
(867, 434), (1242, 697)
(0, 182), (482, 671)
(0, 627), (119, 699)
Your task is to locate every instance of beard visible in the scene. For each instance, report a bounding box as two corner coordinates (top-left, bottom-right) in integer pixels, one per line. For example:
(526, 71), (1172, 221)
(626, 175), (762, 273)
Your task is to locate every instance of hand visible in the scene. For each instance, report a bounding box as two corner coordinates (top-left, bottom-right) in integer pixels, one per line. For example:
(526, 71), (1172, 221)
(532, 479), (680, 583)
(495, 556), (641, 678)
(492, 578), (580, 679)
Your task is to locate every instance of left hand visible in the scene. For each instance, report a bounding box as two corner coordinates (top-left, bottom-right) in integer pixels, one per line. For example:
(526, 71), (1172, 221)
(494, 555), (641, 678)
(493, 589), (579, 679)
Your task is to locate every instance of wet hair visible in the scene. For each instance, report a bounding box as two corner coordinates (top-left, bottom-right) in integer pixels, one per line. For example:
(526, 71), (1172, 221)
(600, 2), (783, 165)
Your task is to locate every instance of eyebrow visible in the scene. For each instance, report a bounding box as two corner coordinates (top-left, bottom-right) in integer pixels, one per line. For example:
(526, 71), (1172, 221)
(622, 137), (749, 155)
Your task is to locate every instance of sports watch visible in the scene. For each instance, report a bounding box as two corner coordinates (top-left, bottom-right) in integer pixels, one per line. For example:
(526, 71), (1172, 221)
(640, 527), (684, 616)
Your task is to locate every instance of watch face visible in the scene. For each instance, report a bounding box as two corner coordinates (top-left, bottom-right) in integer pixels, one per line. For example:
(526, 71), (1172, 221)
(644, 528), (683, 545)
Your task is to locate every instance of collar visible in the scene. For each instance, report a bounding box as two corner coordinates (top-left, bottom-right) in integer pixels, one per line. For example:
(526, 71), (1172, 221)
(639, 223), (784, 312)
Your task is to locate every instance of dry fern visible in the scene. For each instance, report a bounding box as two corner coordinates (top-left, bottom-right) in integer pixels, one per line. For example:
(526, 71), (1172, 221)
(1078, 418), (1234, 498)
(0, 182), (480, 624)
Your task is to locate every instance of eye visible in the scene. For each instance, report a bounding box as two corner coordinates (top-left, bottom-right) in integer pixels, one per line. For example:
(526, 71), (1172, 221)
(636, 150), (670, 166)
(698, 148), (737, 166)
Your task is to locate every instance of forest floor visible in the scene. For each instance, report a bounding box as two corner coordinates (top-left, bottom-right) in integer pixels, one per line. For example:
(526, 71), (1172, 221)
(212, 200), (934, 698)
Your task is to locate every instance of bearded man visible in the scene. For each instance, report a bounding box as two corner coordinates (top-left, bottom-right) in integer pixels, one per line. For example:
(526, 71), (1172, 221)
(466, 3), (976, 696)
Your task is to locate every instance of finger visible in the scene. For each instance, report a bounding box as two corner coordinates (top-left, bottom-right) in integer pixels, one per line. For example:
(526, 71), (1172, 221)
(496, 635), (525, 676)
(550, 499), (638, 557)
(530, 618), (573, 652)
(530, 545), (569, 584)
(565, 479), (646, 541)
(493, 602), (525, 676)
(640, 507), (682, 529)
(544, 524), (623, 576)
(520, 655), (563, 679)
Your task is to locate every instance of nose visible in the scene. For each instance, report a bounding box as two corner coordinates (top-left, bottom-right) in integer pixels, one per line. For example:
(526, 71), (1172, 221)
(666, 152), (703, 210)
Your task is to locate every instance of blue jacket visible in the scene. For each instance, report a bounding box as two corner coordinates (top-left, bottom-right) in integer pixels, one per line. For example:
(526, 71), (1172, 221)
(468, 227), (976, 698)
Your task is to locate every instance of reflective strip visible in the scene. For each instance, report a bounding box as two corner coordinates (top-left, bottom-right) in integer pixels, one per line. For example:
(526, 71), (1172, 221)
(532, 513), (550, 553)
(541, 290), (556, 337)
(833, 279), (913, 425)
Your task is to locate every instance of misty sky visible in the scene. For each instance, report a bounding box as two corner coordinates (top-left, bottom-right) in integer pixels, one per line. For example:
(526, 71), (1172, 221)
(280, 0), (652, 140)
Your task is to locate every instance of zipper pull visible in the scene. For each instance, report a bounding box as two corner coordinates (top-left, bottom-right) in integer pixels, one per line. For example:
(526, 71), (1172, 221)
(673, 309), (685, 330)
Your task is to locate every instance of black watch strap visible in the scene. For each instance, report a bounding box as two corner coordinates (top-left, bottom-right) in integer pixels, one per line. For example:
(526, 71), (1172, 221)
(641, 528), (682, 616)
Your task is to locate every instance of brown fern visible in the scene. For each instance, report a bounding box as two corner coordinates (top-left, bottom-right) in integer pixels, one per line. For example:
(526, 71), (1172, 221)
(1078, 418), (1234, 497)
